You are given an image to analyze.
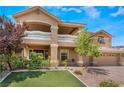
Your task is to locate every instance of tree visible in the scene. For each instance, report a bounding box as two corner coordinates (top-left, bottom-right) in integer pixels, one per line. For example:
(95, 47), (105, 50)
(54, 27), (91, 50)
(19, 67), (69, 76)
(0, 16), (26, 70)
(75, 29), (101, 66)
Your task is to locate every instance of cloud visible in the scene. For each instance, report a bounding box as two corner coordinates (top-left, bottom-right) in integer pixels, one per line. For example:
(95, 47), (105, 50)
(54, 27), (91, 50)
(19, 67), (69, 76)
(44, 6), (82, 13)
(61, 7), (82, 13)
(113, 36), (124, 46)
(81, 6), (100, 18)
(108, 6), (116, 9)
(110, 7), (124, 17)
(43, 6), (101, 18)
(43, 6), (63, 10)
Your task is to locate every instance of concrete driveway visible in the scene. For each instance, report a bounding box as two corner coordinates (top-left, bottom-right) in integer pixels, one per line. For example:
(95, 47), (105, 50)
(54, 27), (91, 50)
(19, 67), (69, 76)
(70, 66), (124, 87)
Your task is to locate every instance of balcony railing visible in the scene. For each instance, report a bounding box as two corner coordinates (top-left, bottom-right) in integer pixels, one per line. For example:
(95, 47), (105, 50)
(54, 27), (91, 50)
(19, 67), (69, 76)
(23, 31), (76, 43)
(24, 31), (51, 40)
(58, 35), (76, 43)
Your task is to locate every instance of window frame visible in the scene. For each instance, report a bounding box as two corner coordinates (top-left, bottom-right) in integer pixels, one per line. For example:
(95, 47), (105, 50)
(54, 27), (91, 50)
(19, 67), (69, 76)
(60, 49), (69, 62)
(97, 36), (105, 44)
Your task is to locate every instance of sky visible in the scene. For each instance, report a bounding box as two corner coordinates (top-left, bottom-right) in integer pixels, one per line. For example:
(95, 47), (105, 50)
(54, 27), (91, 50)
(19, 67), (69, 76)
(0, 6), (124, 46)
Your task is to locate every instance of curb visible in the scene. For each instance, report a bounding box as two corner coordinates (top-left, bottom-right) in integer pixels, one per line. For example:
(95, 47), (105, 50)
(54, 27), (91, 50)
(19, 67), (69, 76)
(68, 70), (88, 87)
(0, 71), (12, 83)
(12, 69), (66, 72)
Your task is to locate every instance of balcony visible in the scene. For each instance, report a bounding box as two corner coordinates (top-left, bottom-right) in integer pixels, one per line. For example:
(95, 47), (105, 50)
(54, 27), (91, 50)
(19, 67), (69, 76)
(58, 35), (76, 43)
(24, 31), (51, 40)
(23, 31), (51, 45)
(23, 31), (76, 45)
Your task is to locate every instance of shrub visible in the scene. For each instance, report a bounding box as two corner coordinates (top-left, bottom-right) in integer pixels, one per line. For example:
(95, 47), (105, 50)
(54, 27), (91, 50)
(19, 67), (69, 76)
(28, 52), (44, 70)
(0, 54), (7, 64)
(16, 57), (24, 69)
(99, 80), (119, 87)
(23, 58), (29, 68)
(47, 56), (51, 67)
(64, 60), (68, 68)
(0, 64), (5, 73)
(74, 70), (82, 75)
(41, 57), (50, 68)
(0, 54), (4, 62)
(0, 54), (7, 72)
(10, 52), (24, 69)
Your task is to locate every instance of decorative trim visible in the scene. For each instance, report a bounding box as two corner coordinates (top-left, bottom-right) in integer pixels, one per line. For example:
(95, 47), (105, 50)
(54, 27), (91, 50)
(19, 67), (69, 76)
(25, 20), (51, 25)
(50, 25), (59, 30)
(50, 44), (58, 47)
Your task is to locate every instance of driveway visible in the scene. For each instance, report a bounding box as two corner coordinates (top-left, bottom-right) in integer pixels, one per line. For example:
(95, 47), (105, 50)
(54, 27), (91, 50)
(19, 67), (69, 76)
(70, 66), (124, 87)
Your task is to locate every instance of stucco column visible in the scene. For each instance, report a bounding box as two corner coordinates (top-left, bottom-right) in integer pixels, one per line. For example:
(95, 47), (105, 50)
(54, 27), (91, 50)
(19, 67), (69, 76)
(50, 25), (58, 44)
(50, 25), (59, 66)
(50, 44), (58, 66)
(78, 55), (84, 66)
(23, 45), (29, 59)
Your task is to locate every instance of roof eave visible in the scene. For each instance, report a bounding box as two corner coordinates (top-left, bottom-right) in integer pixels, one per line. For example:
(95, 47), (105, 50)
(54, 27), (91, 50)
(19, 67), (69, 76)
(13, 6), (62, 22)
(95, 30), (112, 37)
(59, 22), (86, 28)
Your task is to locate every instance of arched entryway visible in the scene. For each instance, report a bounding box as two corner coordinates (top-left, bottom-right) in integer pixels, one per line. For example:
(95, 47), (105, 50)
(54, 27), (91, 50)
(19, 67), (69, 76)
(25, 21), (51, 32)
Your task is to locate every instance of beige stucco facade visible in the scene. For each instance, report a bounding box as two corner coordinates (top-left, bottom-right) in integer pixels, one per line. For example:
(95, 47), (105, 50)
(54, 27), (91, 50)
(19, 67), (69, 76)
(13, 6), (124, 66)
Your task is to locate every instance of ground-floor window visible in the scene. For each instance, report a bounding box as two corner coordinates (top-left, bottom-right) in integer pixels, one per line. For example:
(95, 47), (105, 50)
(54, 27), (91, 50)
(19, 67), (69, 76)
(29, 49), (49, 59)
(60, 49), (69, 61)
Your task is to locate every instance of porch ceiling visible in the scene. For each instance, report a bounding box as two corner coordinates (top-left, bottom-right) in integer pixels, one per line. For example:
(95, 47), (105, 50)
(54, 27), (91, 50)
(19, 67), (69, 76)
(58, 22), (85, 34)
(25, 21), (82, 35)
(58, 26), (78, 34)
(26, 22), (51, 32)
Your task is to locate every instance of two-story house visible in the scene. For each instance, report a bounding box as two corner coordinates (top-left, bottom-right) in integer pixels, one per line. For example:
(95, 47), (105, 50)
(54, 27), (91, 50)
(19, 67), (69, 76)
(13, 6), (124, 66)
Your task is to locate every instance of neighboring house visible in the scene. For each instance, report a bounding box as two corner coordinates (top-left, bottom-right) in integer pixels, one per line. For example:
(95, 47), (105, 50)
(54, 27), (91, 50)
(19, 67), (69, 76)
(13, 6), (124, 66)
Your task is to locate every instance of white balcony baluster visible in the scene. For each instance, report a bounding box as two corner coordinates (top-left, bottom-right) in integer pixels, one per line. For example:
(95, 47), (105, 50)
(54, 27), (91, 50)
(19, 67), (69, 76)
(58, 35), (76, 43)
(23, 31), (77, 43)
(24, 31), (51, 40)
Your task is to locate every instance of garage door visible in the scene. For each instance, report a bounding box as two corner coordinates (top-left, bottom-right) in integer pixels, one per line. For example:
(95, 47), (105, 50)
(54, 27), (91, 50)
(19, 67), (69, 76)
(94, 56), (118, 66)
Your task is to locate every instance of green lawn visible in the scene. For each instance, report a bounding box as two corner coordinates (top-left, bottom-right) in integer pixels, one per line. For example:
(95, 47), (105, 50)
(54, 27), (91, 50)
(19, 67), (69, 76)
(0, 70), (86, 87)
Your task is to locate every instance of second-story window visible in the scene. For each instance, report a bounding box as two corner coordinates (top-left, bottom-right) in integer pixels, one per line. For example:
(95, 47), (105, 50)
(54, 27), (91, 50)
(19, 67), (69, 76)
(97, 36), (105, 44)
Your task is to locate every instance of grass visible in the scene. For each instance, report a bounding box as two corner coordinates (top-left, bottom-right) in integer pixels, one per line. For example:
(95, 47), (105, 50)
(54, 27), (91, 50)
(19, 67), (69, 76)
(0, 70), (86, 87)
